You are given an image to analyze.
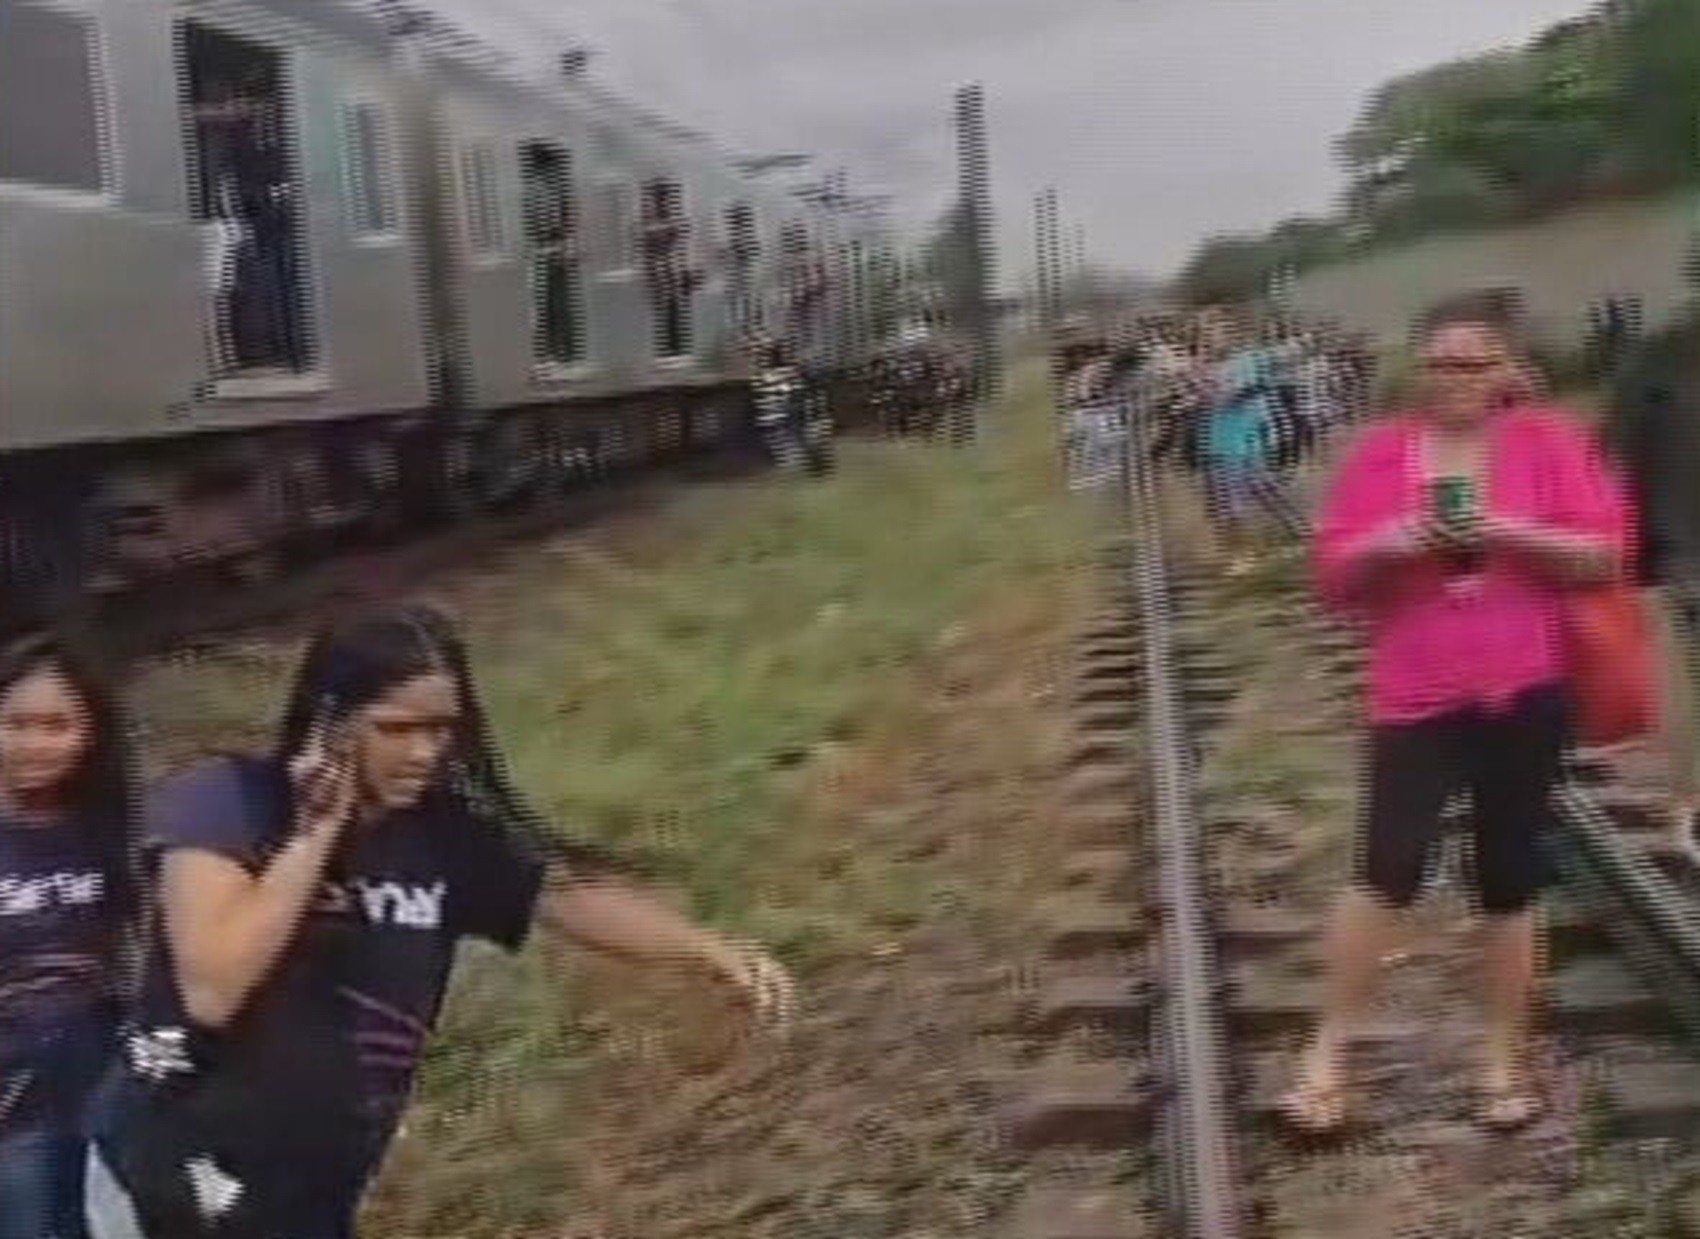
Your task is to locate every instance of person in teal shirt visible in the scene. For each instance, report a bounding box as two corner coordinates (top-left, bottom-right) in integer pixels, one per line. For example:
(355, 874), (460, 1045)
(1201, 345), (1281, 572)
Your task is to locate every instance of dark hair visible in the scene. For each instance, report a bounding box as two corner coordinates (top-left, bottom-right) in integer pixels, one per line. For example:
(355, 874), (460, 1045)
(1418, 288), (1527, 346)
(0, 633), (141, 922)
(277, 605), (618, 875)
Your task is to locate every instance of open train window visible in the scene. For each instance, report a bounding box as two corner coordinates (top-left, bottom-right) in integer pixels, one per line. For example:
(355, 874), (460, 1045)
(726, 202), (758, 266)
(521, 141), (585, 368)
(641, 178), (693, 359)
(0, 0), (109, 192)
(179, 19), (316, 378)
(340, 101), (399, 239)
(725, 202), (759, 336)
(460, 141), (505, 257)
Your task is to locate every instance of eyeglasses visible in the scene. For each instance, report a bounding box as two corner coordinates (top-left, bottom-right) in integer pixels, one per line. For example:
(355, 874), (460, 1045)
(1425, 357), (1502, 374)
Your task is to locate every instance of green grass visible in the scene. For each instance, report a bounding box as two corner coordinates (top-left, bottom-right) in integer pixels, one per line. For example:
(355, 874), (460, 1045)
(469, 374), (1092, 955)
(137, 364), (1087, 960)
(130, 364), (1098, 1235)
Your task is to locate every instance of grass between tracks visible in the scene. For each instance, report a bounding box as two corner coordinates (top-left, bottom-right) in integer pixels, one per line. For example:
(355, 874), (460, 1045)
(131, 361), (1099, 1236)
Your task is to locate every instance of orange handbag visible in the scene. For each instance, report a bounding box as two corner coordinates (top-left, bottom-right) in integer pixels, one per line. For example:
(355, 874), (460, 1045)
(1566, 582), (1660, 747)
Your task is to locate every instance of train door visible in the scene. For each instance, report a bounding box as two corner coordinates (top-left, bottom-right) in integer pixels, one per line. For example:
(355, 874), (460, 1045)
(179, 21), (315, 378)
(641, 178), (694, 359)
(725, 201), (759, 341)
(779, 222), (825, 361)
(520, 141), (585, 369)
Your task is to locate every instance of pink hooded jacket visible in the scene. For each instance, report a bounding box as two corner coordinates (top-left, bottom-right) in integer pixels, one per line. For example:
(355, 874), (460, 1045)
(1314, 404), (1629, 725)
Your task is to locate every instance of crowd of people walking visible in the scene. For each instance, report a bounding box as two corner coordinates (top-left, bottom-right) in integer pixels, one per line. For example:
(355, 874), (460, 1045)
(1054, 287), (1700, 1140)
(1056, 310), (1372, 570)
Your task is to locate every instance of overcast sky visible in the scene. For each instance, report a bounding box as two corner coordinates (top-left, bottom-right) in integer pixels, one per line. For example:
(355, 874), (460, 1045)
(440, 0), (1598, 278)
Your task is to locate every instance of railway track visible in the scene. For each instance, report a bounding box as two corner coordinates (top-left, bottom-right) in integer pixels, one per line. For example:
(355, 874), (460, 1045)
(999, 419), (1700, 1237)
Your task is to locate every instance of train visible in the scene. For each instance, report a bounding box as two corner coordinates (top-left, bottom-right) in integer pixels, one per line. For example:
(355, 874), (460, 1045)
(0, 0), (889, 630)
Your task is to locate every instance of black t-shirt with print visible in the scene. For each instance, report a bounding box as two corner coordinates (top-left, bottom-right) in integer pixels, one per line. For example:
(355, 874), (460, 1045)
(0, 811), (121, 1128)
(110, 756), (545, 1206)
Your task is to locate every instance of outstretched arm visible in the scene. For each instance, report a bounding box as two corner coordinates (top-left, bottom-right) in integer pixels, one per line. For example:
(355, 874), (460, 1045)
(535, 872), (796, 1028)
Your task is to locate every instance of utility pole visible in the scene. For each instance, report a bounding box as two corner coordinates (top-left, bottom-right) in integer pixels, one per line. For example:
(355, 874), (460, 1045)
(1034, 188), (1063, 334)
(953, 82), (996, 438)
(1070, 223), (1088, 320)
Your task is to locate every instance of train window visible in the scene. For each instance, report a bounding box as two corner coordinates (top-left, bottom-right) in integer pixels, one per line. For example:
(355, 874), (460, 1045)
(340, 102), (399, 238)
(726, 202), (758, 265)
(0, 0), (109, 192)
(521, 142), (585, 367)
(179, 19), (317, 375)
(460, 142), (505, 256)
(725, 202), (759, 337)
(640, 179), (693, 359)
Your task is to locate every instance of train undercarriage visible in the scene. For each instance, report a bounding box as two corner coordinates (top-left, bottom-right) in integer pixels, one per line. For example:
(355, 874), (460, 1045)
(0, 385), (760, 638)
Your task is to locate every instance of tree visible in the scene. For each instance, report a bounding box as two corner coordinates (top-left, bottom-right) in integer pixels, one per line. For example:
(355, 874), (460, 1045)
(1612, 0), (1700, 188)
(1174, 234), (1281, 307)
(1170, 0), (1696, 295)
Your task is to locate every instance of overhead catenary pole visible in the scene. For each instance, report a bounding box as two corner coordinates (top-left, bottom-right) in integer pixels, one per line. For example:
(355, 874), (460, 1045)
(953, 82), (997, 438)
(1034, 188), (1063, 334)
(1070, 223), (1088, 312)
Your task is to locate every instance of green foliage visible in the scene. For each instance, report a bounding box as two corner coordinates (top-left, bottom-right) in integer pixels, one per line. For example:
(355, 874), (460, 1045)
(1174, 215), (1350, 307)
(1173, 0), (1700, 303)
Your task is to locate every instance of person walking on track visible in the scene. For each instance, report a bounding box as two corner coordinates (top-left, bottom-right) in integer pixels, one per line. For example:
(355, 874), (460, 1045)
(93, 606), (795, 1238)
(0, 636), (140, 1239)
(1201, 338), (1300, 573)
(1282, 291), (1628, 1136)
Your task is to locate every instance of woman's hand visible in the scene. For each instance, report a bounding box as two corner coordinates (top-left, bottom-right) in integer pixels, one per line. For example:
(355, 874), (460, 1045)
(1478, 514), (1616, 584)
(1476, 514), (1541, 555)
(538, 880), (797, 1033)
(1420, 514), (1484, 557)
(288, 721), (358, 839)
(698, 937), (797, 1033)
(1355, 516), (1431, 563)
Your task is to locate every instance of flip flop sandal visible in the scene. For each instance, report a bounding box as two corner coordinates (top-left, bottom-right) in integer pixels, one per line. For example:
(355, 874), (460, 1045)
(1278, 1079), (1348, 1138)
(1477, 1085), (1543, 1133)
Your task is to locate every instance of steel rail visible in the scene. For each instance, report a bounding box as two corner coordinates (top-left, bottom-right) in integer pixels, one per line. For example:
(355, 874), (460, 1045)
(1122, 399), (1250, 1239)
(1552, 784), (1700, 1052)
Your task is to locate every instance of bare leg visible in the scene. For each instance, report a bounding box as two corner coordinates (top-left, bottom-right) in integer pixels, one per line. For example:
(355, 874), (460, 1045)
(1478, 907), (1540, 1125)
(1285, 887), (1406, 1126)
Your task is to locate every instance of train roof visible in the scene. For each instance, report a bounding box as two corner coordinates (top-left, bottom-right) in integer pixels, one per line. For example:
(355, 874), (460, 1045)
(332, 0), (825, 224)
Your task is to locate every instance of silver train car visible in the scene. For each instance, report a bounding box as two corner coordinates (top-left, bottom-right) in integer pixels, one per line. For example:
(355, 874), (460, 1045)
(0, 0), (877, 624)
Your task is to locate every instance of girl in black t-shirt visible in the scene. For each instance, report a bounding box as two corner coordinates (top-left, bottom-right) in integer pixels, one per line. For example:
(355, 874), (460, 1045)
(0, 635), (139, 1239)
(98, 606), (794, 1238)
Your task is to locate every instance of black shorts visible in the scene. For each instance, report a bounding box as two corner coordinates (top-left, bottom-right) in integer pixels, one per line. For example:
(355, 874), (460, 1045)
(1359, 682), (1568, 914)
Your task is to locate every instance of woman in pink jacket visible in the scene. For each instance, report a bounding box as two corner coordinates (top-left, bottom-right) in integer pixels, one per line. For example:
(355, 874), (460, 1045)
(1282, 292), (1628, 1136)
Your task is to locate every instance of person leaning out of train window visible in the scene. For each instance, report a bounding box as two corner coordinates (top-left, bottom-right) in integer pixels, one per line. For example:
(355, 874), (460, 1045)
(0, 636), (142, 1239)
(93, 606), (795, 1239)
(1281, 291), (1628, 1138)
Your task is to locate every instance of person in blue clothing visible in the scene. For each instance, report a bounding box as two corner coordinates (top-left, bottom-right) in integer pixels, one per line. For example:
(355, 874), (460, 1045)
(94, 605), (795, 1239)
(0, 635), (141, 1239)
(1202, 341), (1284, 574)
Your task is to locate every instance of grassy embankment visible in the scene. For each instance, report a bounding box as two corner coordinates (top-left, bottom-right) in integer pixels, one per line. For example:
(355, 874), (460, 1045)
(130, 362), (1101, 1235)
